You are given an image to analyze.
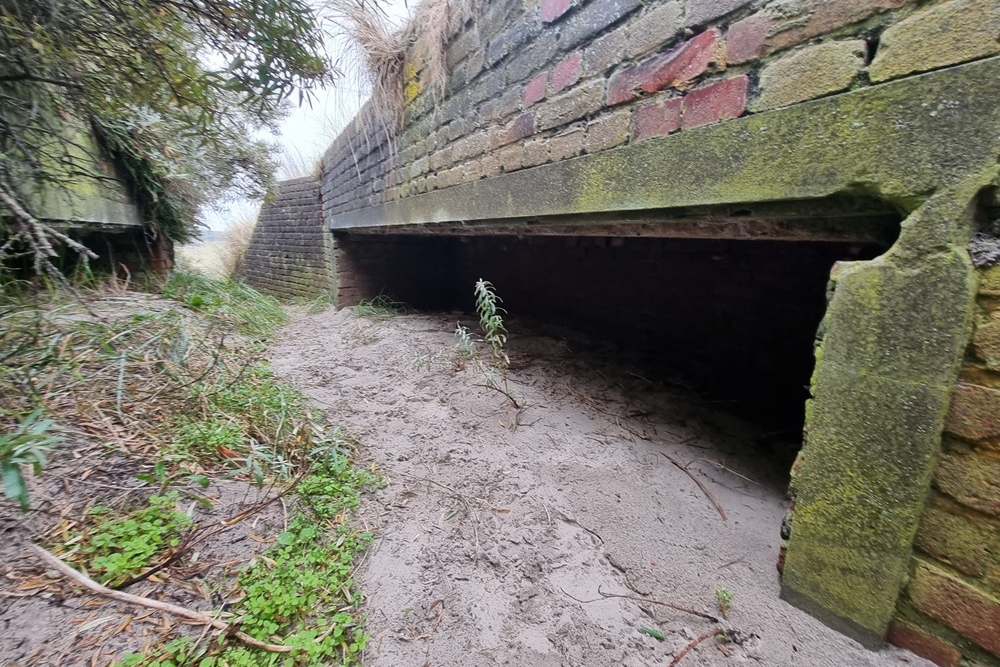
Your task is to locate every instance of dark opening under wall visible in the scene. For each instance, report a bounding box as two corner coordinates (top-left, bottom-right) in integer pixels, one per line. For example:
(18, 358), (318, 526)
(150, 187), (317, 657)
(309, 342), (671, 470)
(334, 216), (899, 457)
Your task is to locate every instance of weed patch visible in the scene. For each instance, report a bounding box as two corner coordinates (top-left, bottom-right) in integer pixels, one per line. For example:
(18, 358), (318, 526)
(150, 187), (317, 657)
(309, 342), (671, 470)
(353, 293), (407, 320)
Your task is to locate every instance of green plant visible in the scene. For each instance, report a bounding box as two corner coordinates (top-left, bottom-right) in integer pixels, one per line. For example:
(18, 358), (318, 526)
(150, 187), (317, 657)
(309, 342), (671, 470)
(473, 280), (518, 408)
(76, 493), (191, 586)
(354, 293), (406, 320)
(715, 585), (734, 618)
(0, 410), (63, 510)
(161, 270), (287, 339)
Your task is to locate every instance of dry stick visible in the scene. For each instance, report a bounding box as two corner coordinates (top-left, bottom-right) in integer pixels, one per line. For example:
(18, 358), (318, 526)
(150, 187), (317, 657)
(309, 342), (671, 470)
(660, 452), (727, 522)
(668, 627), (723, 667)
(561, 586), (719, 623)
(31, 545), (291, 653)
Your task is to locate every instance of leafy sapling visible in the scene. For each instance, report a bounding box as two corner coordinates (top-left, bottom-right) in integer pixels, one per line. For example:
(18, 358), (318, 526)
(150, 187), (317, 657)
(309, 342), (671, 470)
(715, 585), (734, 618)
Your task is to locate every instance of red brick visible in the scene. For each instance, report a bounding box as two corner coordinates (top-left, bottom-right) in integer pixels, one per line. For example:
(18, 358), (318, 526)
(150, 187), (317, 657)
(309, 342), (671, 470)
(681, 75), (748, 129)
(945, 382), (1000, 443)
(523, 72), (548, 108)
(551, 53), (582, 94)
(632, 97), (682, 141)
(909, 562), (1000, 657)
(887, 621), (962, 667)
(607, 28), (725, 105)
(541, 0), (571, 23)
(728, 14), (772, 63)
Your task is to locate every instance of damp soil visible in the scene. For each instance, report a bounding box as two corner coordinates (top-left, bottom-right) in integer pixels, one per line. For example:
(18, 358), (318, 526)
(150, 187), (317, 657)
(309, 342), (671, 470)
(269, 308), (933, 667)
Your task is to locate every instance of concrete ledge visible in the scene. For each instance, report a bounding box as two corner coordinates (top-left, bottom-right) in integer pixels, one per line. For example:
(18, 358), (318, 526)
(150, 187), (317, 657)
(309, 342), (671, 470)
(329, 56), (1000, 231)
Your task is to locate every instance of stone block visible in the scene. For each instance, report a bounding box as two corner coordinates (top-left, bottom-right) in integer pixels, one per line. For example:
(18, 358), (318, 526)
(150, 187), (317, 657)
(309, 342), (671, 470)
(497, 143), (524, 172)
(936, 442), (1000, 516)
(542, 0), (572, 22)
(681, 75), (748, 129)
(584, 28), (628, 75)
(685, 0), (752, 26)
(548, 128), (585, 160)
(981, 266), (1000, 294)
(536, 79), (605, 130)
(765, 0), (912, 54)
(752, 41), (867, 112)
(908, 561), (1000, 656)
(633, 97), (682, 141)
(584, 108), (631, 152)
(607, 28), (725, 105)
(915, 495), (997, 578)
(488, 13), (542, 66)
(558, 0), (644, 50)
(727, 13), (771, 63)
(505, 37), (561, 84)
(522, 139), (550, 167)
(973, 317), (1000, 370)
(870, 0), (1000, 83)
(945, 382), (1000, 444)
(627, 2), (682, 58)
(552, 53), (583, 94)
(524, 72), (548, 107)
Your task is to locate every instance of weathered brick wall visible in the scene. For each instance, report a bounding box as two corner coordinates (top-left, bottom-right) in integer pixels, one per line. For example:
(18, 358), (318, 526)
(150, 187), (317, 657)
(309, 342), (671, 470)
(321, 0), (1000, 225)
(887, 262), (1000, 667)
(244, 177), (329, 299)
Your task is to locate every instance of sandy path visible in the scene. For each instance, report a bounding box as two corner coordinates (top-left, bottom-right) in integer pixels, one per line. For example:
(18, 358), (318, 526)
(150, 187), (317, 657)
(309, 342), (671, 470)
(269, 309), (929, 667)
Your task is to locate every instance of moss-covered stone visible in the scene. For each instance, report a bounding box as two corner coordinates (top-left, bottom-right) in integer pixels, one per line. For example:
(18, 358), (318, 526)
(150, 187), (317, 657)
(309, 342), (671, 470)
(782, 183), (980, 645)
(945, 382), (1000, 443)
(915, 494), (998, 578)
(870, 0), (1000, 83)
(751, 40), (867, 112)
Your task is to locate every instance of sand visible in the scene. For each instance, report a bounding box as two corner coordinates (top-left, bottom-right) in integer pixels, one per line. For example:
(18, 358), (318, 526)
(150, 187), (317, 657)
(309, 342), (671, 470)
(269, 307), (932, 667)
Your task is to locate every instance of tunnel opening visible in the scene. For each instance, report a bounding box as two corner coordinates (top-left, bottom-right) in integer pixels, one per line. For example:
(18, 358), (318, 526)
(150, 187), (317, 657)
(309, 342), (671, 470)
(333, 203), (901, 478)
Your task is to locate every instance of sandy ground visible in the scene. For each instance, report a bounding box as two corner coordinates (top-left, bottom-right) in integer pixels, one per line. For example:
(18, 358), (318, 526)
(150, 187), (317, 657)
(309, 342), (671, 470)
(269, 308), (932, 667)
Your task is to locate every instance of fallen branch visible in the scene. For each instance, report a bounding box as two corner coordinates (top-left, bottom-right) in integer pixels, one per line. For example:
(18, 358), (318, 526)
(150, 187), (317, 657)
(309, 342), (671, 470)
(660, 452), (727, 522)
(668, 627), (723, 666)
(561, 586), (719, 623)
(31, 545), (291, 653)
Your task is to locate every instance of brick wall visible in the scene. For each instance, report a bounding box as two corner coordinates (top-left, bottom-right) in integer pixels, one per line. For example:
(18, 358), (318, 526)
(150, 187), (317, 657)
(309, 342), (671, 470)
(320, 0), (1000, 225)
(887, 260), (1000, 667)
(244, 177), (329, 299)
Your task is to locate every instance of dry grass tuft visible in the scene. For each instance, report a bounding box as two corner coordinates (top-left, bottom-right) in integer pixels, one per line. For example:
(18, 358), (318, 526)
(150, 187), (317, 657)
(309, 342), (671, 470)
(327, 0), (475, 132)
(221, 215), (259, 280)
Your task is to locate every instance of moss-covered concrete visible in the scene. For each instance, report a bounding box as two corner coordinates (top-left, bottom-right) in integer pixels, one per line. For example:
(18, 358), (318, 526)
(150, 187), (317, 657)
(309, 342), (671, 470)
(782, 177), (986, 646)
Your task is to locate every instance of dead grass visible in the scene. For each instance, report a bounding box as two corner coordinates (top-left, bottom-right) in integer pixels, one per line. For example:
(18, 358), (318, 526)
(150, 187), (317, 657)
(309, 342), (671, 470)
(221, 216), (258, 279)
(327, 0), (474, 131)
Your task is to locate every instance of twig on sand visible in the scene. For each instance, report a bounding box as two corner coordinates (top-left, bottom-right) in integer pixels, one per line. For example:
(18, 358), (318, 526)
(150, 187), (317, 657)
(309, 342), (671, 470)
(31, 545), (292, 653)
(560, 586), (719, 623)
(660, 452), (727, 522)
(399, 472), (481, 561)
(668, 627), (725, 666)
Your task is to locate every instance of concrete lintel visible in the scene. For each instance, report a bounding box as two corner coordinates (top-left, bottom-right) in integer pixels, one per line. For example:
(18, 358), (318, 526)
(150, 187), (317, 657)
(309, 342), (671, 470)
(328, 56), (1000, 232)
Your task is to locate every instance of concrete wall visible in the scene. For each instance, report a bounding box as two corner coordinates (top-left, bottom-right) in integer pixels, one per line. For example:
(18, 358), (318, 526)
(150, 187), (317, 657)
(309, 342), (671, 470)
(244, 177), (329, 299)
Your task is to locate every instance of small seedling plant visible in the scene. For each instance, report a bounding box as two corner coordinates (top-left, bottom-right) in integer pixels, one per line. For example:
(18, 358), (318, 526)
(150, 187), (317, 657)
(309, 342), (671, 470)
(715, 585), (734, 618)
(472, 280), (519, 408)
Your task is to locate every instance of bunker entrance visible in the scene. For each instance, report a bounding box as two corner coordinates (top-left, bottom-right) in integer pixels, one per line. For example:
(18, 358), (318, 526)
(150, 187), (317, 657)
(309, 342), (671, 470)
(333, 204), (901, 477)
